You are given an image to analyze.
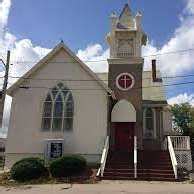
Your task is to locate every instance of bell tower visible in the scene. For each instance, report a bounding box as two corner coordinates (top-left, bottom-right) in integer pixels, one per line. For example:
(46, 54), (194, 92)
(107, 3), (147, 147)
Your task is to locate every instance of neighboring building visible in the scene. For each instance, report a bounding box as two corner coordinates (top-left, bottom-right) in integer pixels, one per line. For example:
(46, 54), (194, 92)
(0, 91), (4, 128)
(0, 138), (6, 157)
(5, 4), (192, 180)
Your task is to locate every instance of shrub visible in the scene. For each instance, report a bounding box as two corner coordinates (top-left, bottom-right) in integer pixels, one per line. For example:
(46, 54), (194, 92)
(10, 158), (48, 182)
(49, 155), (87, 178)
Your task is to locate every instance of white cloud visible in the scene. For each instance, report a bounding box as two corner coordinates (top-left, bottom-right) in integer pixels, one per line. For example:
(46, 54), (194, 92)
(77, 44), (109, 72)
(0, 0), (51, 137)
(142, 43), (158, 70)
(143, 0), (194, 75)
(77, 0), (194, 76)
(10, 39), (50, 76)
(0, 0), (11, 37)
(168, 93), (194, 106)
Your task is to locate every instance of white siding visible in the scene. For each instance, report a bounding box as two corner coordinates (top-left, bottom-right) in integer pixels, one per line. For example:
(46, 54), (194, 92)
(6, 49), (108, 163)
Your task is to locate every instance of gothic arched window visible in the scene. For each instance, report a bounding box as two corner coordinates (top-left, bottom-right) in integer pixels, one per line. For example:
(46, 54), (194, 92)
(143, 108), (156, 139)
(42, 83), (74, 131)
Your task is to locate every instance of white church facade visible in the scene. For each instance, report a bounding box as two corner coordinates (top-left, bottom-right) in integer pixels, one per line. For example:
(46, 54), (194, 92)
(5, 4), (192, 180)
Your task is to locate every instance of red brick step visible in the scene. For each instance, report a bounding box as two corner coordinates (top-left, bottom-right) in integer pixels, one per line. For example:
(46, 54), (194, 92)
(102, 150), (176, 181)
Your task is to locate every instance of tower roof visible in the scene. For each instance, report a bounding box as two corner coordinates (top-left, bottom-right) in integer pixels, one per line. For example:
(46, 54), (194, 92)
(119, 3), (132, 19)
(118, 3), (134, 29)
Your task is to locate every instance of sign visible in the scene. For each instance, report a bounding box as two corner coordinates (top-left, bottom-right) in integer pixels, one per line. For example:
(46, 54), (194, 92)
(50, 142), (63, 159)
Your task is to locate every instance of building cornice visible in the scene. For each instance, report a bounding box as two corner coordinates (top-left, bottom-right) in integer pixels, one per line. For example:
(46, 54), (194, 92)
(107, 57), (144, 65)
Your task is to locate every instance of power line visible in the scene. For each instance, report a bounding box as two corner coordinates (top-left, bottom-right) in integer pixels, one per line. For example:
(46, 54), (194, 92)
(4, 73), (194, 82)
(18, 80), (194, 91)
(16, 80), (194, 101)
(7, 46), (194, 64)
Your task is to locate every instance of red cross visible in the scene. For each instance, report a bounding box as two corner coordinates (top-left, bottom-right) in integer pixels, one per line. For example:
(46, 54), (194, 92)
(118, 74), (133, 89)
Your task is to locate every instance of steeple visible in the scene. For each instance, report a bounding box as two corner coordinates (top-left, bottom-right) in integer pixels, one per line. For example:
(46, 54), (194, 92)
(119, 3), (132, 18)
(107, 3), (146, 153)
(119, 3), (134, 29)
(106, 3), (147, 59)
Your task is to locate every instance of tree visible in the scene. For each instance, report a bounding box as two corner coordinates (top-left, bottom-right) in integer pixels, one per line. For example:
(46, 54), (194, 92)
(170, 103), (193, 136)
(191, 107), (194, 134)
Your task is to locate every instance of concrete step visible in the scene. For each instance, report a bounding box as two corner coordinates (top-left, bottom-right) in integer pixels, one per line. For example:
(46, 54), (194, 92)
(102, 176), (176, 181)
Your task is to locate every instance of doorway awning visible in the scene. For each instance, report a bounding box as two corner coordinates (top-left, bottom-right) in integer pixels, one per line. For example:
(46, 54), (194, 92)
(111, 100), (136, 122)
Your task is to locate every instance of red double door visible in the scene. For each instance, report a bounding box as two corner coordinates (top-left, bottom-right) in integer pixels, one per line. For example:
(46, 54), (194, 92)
(114, 123), (134, 152)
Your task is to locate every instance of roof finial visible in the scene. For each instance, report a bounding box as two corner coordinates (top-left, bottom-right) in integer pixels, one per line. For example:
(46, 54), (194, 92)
(60, 39), (64, 44)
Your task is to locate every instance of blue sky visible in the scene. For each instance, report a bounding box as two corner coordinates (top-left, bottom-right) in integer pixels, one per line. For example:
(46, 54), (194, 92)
(8, 0), (184, 50)
(6, 0), (193, 99)
(0, 0), (194, 137)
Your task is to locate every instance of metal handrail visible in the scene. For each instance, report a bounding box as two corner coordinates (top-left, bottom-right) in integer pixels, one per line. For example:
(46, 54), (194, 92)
(167, 136), (178, 179)
(134, 136), (137, 178)
(97, 136), (109, 177)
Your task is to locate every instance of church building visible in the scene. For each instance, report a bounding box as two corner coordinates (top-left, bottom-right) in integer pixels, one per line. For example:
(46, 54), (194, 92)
(5, 4), (191, 180)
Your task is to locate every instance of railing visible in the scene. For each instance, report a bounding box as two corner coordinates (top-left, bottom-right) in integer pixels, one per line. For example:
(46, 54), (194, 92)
(167, 136), (178, 179)
(134, 136), (137, 178)
(117, 52), (133, 58)
(97, 136), (109, 177)
(170, 136), (191, 150)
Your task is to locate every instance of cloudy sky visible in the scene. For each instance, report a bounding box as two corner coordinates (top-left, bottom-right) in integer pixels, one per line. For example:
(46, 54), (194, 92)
(0, 0), (194, 137)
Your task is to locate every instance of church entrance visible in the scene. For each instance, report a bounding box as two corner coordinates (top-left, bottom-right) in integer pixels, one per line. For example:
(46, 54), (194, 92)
(114, 122), (134, 152)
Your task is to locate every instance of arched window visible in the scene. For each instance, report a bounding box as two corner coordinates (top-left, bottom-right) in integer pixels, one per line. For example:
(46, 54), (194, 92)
(143, 108), (155, 139)
(42, 83), (74, 131)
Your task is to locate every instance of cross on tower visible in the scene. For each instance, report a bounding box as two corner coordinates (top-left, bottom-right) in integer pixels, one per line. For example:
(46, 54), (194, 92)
(120, 75), (132, 89)
(117, 73), (134, 90)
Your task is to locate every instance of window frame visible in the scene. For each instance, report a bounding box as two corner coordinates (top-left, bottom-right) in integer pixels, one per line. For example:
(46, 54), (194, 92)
(143, 107), (156, 139)
(41, 83), (74, 132)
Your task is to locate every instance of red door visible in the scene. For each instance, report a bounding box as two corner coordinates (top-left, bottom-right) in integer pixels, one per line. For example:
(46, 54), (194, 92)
(115, 123), (134, 152)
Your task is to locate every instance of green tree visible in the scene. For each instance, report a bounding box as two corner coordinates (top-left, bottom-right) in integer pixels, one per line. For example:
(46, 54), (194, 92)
(170, 103), (193, 136)
(191, 107), (194, 134)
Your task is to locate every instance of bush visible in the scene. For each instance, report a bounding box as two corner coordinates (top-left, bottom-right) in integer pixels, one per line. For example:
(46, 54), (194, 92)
(10, 158), (48, 182)
(49, 155), (87, 178)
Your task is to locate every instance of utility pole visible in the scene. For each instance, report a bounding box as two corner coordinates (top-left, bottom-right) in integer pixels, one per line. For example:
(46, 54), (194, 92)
(0, 50), (11, 128)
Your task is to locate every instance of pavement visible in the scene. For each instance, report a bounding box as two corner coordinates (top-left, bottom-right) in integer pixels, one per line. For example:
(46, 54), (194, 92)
(0, 181), (194, 194)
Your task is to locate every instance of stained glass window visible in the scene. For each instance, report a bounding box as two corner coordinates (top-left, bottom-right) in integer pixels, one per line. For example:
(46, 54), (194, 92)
(42, 83), (74, 131)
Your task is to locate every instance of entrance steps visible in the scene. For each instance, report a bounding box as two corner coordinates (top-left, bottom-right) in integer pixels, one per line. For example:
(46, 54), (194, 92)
(102, 150), (176, 181)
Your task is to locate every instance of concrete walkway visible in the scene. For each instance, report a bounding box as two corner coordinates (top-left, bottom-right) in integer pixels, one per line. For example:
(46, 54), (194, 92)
(0, 181), (194, 194)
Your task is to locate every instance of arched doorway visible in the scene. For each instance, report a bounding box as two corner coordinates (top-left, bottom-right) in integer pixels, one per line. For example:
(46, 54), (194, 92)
(111, 100), (136, 152)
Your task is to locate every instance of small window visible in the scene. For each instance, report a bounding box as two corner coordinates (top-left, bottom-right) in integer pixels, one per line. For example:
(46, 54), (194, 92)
(143, 108), (155, 139)
(42, 83), (74, 131)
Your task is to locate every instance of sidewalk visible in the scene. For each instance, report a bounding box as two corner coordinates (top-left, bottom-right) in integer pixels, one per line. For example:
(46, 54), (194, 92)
(0, 181), (194, 194)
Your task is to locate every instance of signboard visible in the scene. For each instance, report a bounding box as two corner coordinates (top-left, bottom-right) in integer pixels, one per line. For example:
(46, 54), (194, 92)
(50, 142), (63, 159)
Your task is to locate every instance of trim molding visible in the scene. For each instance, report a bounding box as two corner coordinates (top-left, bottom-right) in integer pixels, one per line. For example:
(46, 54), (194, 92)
(108, 57), (144, 65)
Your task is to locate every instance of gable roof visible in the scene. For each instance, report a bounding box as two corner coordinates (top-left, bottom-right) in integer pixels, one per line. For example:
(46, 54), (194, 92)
(7, 42), (113, 97)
